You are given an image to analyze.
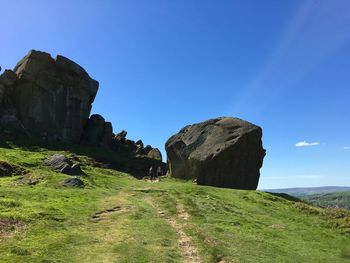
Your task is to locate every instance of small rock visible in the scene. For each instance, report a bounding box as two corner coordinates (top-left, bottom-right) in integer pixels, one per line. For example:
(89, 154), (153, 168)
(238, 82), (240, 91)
(59, 163), (72, 174)
(63, 178), (84, 187)
(44, 154), (83, 176)
(0, 161), (15, 177)
(45, 154), (72, 169)
(16, 173), (42, 185)
(0, 161), (26, 177)
(70, 163), (83, 175)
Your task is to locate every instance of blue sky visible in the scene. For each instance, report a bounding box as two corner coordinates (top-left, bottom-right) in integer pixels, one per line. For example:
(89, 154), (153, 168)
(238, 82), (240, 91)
(1, 0), (349, 189)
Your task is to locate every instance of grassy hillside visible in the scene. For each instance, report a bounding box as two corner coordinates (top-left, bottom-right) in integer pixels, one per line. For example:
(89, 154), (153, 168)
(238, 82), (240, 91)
(1, 142), (350, 262)
(301, 191), (350, 210)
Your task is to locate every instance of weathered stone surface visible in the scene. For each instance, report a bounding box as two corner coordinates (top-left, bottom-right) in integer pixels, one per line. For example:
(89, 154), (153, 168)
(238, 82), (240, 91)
(16, 174), (42, 185)
(1, 50), (167, 179)
(135, 140), (144, 148)
(143, 145), (153, 154)
(70, 163), (83, 175)
(7, 50), (98, 142)
(101, 122), (113, 146)
(114, 130), (127, 142)
(147, 148), (162, 161)
(81, 114), (105, 144)
(0, 161), (16, 177)
(0, 161), (26, 177)
(0, 70), (16, 106)
(44, 154), (83, 175)
(165, 117), (265, 190)
(80, 114), (113, 147)
(63, 177), (84, 187)
(0, 70), (23, 129)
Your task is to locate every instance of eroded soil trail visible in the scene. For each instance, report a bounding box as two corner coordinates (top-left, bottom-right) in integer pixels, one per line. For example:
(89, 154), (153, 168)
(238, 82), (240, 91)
(91, 205), (124, 222)
(155, 201), (202, 263)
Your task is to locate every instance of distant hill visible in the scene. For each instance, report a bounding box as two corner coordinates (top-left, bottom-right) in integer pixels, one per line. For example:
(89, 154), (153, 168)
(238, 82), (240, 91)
(265, 186), (350, 197)
(264, 187), (350, 210)
(301, 191), (350, 210)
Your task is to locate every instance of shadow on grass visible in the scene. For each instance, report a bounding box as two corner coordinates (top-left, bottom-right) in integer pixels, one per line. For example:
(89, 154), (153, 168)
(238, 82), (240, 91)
(0, 131), (164, 179)
(266, 192), (303, 203)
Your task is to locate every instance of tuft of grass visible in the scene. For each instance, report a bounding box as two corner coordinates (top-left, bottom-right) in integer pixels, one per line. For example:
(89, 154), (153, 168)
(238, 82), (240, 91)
(10, 247), (31, 256)
(0, 198), (21, 208)
(295, 202), (350, 234)
(341, 246), (350, 259)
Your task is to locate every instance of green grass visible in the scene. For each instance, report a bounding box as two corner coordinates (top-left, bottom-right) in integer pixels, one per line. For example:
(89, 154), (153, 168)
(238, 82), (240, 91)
(0, 142), (350, 262)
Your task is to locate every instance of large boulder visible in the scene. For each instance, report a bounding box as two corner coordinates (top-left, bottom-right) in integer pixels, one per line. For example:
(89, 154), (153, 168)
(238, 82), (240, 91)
(80, 114), (113, 147)
(0, 70), (16, 109)
(165, 117), (266, 190)
(3, 50), (99, 142)
(147, 148), (162, 161)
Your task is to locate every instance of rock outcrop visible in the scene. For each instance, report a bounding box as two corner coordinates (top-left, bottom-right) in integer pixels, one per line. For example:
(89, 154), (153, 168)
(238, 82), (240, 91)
(165, 117), (265, 190)
(63, 177), (84, 187)
(1, 50), (165, 178)
(147, 148), (162, 161)
(80, 114), (113, 147)
(114, 130), (127, 142)
(110, 130), (162, 161)
(0, 50), (98, 142)
(0, 70), (23, 130)
(0, 161), (27, 177)
(44, 154), (83, 175)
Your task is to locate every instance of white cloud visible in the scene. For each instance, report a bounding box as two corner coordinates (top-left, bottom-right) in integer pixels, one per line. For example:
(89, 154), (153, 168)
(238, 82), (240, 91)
(295, 141), (320, 147)
(344, 146), (350, 150)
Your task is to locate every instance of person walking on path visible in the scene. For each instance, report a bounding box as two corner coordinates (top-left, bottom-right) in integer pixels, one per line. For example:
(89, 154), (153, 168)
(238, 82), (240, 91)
(157, 166), (162, 178)
(149, 166), (154, 181)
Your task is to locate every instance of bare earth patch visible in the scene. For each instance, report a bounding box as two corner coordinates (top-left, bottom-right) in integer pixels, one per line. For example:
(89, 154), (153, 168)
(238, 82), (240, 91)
(157, 202), (202, 263)
(269, 223), (286, 229)
(0, 218), (25, 239)
(91, 205), (128, 222)
(143, 177), (160, 183)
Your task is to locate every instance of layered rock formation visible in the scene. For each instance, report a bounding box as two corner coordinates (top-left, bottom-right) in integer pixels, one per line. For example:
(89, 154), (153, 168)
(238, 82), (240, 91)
(44, 154), (84, 176)
(2, 50), (99, 142)
(0, 70), (23, 130)
(80, 114), (113, 147)
(0, 50), (163, 174)
(165, 117), (266, 190)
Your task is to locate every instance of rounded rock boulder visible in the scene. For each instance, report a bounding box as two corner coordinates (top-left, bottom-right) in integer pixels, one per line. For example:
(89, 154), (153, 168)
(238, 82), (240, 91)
(165, 117), (266, 190)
